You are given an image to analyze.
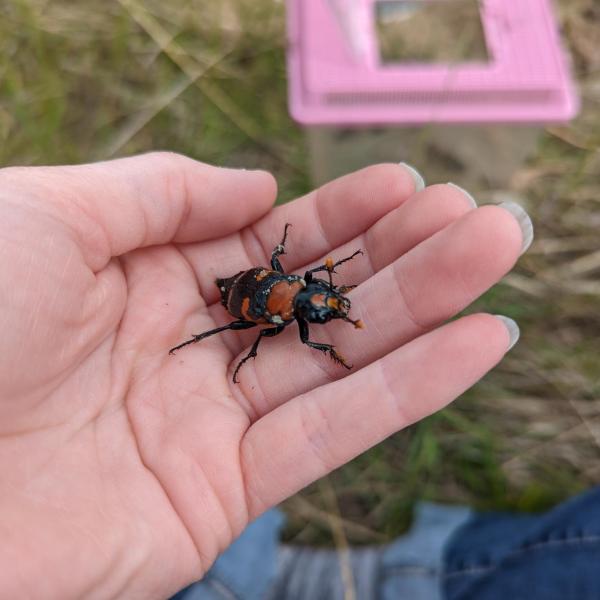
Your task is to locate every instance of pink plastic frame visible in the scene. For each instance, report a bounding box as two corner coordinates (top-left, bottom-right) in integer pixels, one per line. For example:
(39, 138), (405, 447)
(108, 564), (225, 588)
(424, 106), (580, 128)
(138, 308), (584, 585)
(287, 0), (579, 124)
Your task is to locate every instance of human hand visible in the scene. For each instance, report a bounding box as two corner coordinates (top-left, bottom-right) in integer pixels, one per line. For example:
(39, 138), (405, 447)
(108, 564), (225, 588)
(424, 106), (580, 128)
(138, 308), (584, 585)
(0, 154), (527, 598)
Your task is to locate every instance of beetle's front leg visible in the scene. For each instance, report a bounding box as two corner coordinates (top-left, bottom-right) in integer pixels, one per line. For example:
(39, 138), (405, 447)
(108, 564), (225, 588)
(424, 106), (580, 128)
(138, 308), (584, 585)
(303, 250), (363, 287)
(297, 318), (352, 369)
(271, 222), (291, 273)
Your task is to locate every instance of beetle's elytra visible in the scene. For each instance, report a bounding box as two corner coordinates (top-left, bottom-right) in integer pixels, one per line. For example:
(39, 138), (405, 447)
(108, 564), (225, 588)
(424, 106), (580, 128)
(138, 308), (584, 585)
(169, 223), (364, 383)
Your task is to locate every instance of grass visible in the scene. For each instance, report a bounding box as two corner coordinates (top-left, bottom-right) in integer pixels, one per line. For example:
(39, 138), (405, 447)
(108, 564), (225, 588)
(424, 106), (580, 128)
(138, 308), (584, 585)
(1, 0), (598, 546)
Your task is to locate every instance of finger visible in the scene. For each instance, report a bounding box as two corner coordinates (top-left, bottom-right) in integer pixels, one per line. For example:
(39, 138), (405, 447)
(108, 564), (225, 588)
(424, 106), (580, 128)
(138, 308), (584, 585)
(240, 313), (514, 517)
(297, 182), (477, 290)
(194, 182), (474, 363)
(0, 152), (277, 271)
(232, 204), (523, 416)
(180, 163), (423, 304)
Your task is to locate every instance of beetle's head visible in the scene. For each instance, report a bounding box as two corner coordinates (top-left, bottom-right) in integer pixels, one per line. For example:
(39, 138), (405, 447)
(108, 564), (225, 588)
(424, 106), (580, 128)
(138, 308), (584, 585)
(294, 280), (363, 328)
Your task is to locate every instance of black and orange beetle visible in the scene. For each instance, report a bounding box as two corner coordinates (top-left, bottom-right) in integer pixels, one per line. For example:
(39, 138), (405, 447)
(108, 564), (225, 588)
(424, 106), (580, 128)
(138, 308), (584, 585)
(169, 223), (364, 383)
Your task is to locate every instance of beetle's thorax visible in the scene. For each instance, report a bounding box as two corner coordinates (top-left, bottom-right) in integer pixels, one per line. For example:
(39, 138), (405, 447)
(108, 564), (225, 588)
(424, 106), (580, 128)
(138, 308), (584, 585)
(293, 280), (351, 324)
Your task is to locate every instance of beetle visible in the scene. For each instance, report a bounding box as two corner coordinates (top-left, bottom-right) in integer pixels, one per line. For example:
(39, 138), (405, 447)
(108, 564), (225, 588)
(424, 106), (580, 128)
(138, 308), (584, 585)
(169, 223), (364, 383)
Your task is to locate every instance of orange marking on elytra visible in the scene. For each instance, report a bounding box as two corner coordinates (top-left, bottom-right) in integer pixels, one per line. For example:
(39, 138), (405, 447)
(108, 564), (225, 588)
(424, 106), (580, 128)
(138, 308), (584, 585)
(267, 280), (304, 321)
(241, 297), (252, 320)
(240, 296), (267, 323)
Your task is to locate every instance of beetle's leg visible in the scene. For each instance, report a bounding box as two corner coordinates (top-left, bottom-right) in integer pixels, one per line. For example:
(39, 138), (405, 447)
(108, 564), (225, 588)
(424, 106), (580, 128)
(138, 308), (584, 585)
(332, 249), (363, 269)
(169, 320), (257, 355)
(303, 250), (363, 286)
(271, 223), (292, 273)
(232, 325), (286, 383)
(297, 318), (352, 369)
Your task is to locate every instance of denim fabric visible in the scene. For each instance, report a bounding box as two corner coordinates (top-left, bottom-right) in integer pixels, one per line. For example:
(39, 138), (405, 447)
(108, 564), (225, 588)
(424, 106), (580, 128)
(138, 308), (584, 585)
(266, 545), (381, 600)
(172, 503), (470, 600)
(443, 486), (600, 600)
(267, 503), (471, 600)
(172, 510), (285, 600)
(380, 503), (472, 600)
(172, 487), (600, 600)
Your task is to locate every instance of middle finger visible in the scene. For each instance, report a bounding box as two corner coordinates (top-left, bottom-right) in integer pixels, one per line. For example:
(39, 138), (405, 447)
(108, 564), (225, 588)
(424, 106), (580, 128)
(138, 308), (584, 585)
(232, 204), (524, 419)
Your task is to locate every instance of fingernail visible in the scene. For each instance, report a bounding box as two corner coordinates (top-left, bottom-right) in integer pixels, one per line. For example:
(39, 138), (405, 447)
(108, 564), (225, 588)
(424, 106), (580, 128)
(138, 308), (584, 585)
(497, 201), (534, 255)
(400, 162), (425, 192)
(494, 315), (520, 351)
(447, 182), (477, 209)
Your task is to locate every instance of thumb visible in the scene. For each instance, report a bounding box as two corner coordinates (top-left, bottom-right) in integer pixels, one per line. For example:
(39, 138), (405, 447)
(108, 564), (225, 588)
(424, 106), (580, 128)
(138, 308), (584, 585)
(0, 152), (277, 272)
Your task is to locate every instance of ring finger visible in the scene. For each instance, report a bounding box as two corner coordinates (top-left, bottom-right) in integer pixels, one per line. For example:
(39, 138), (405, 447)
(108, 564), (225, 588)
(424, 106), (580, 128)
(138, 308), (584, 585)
(231, 204), (525, 418)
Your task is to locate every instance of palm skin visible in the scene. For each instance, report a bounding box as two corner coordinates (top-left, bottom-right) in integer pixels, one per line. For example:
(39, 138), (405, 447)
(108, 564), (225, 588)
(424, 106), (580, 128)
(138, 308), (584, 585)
(0, 153), (524, 599)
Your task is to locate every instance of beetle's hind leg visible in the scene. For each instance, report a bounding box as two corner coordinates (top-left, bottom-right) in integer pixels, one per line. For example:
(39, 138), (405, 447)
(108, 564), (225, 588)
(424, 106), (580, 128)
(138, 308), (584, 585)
(271, 223), (292, 273)
(169, 320), (257, 355)
(232, 325), (286, 383)
(297, 319), (352, 369)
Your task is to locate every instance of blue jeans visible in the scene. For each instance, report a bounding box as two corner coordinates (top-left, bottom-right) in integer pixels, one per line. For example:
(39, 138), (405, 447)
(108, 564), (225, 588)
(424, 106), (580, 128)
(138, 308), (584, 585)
(172, 486), (600, 600)
(444, 486), (600, 599)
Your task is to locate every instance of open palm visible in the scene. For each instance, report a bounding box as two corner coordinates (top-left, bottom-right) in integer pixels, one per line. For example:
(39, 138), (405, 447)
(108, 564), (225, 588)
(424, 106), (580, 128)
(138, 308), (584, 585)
(0, 153), (524, 599)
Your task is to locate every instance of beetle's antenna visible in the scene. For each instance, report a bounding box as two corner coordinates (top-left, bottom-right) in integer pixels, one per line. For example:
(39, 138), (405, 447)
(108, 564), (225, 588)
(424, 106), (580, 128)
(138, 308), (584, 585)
(343, 316), (364, 329)
(324, 257), (335, 288)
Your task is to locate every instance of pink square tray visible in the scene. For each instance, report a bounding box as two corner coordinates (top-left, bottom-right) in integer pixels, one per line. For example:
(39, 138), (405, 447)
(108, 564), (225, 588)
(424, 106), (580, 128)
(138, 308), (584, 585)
(287, 0), (579, 124)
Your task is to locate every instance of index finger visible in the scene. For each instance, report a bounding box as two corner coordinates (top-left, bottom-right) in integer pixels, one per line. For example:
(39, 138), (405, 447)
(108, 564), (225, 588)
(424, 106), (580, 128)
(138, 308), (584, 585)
(0, 152), (277, 272)
(180, 162), (423, 304)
